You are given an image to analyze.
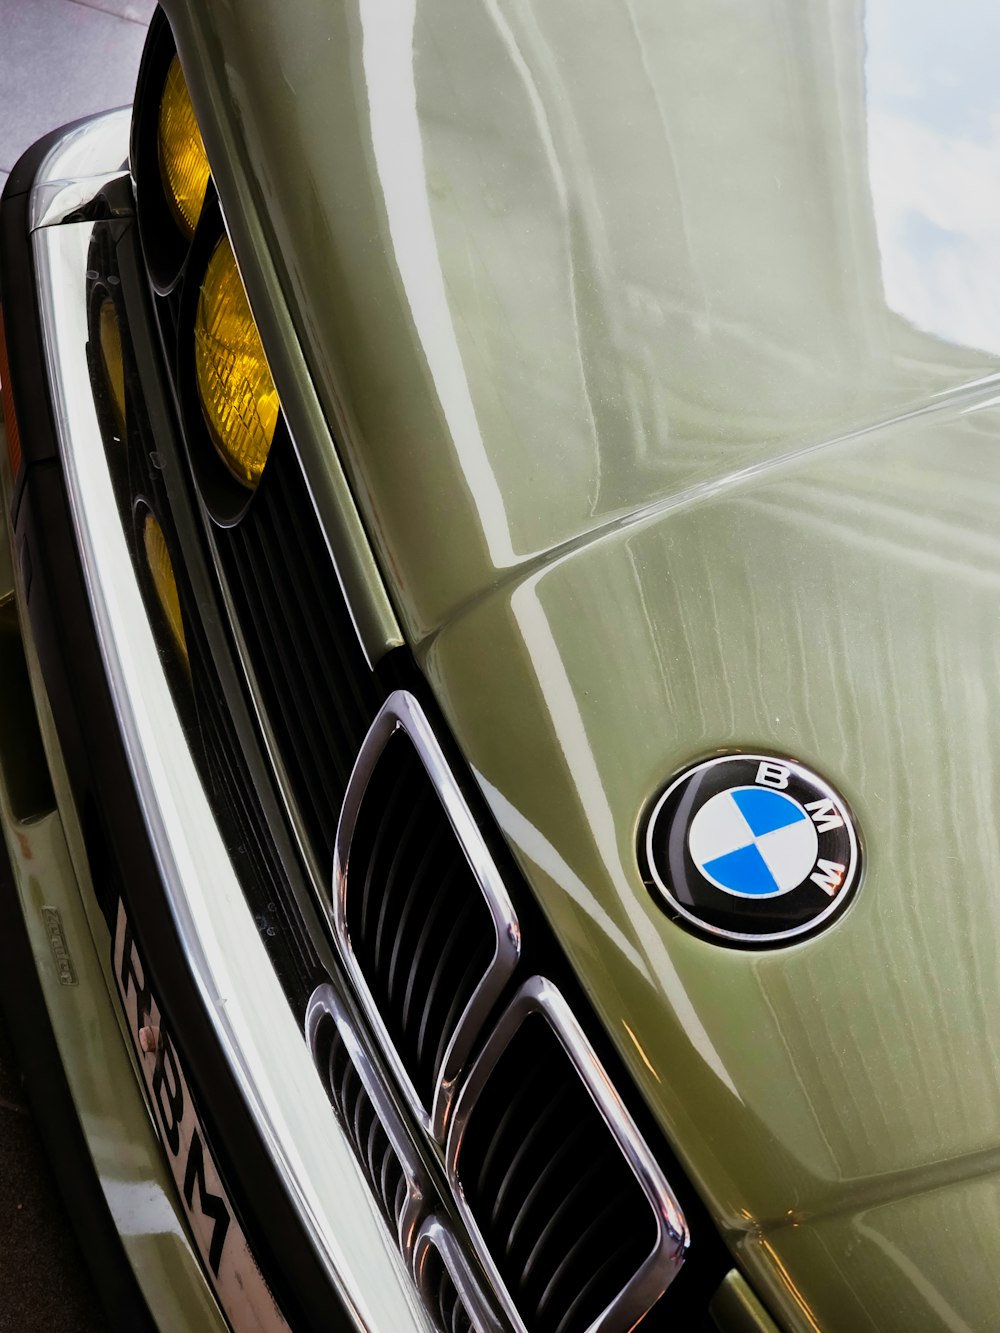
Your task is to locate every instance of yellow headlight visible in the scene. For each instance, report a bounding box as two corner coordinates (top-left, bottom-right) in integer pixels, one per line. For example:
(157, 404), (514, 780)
(143, 513), (188, 665)
(98, 298), (126, 436)
(194, 236), (279, 487)
(157, 56), (210, 240)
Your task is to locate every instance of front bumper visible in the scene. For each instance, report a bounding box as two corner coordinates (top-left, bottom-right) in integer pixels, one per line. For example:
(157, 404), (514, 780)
(0, 110), (431, 1333)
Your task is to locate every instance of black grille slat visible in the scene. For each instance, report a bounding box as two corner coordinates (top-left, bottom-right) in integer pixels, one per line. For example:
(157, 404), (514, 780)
(233, 518), (355, 838)
(536, 1198), (632, 1329)
(214, 445), (381, 873)
(456, 1014), (659, 1333)
(379, 1140), (399, 1212)
(401, 860), (463, 1038)
(265, 461), (380, 747)
(509, 1151), (598, 1270)
(358, 766), (412, 940)
(473, 1058), (545, 1203)
(419, 1233), (481, 1333)
(188, 637), (320, 1001)
(344, 729), (500, 1111)
(222, 529), (337, 855)
(431, 943), (492, 1086)
(386, 822), (449, 1008)
(371, 797), (429, 979)
(489, 1089), (573, 1232)
(415, 894), (479, 1079)
(234, 521), (351, 786)
(240, 506), (361, 787)
(550, 1235), (637, 1333)
(264, 468), (376, 734)
(315, 1011), (409, 1238)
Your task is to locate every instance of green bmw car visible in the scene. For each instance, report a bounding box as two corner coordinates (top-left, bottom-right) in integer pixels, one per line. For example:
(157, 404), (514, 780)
(0, 1), (996, 1329)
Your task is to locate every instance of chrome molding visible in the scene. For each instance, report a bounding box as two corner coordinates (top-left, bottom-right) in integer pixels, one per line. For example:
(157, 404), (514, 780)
(413, 1217), (504, 1333)
(29, 107), (133, 228)
(29, 114), (434, 1333)
(306, 984), (431, 1260)
(333, 690), (521, 1142)
(446, 976), (690, 1333)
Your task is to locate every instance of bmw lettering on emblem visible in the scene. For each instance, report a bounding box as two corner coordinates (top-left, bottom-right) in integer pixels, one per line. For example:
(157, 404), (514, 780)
(643, 754), (860, 946)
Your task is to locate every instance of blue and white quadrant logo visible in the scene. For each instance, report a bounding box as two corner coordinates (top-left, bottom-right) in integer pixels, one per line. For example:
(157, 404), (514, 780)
(642, 753), (861, 946)
(687, 787), (817, 898)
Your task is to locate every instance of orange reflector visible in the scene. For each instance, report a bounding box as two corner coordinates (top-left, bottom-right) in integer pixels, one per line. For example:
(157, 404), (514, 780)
(0, 309), (23, 478)
(143, 513), (188, 666)
(98, 298), (127, 436)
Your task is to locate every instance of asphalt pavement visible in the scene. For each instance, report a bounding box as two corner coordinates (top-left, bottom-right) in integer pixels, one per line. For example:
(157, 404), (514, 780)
(0, 1015), (106, 1331)
(0, 0), (152, 196)
(1, 1), (155, 1325)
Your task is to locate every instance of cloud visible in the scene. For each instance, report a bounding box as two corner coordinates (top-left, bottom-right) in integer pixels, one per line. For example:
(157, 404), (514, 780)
(868, 108), (1000, 357)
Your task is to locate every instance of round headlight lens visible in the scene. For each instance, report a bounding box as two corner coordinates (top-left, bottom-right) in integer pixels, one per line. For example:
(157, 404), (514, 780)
(143, 513), (188, 665)
(157, 56), (210, 240)
(194, 236), (279, 488)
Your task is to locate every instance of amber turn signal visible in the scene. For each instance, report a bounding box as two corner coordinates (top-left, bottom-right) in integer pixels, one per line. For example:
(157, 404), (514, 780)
(98, 299), (127, 436)
(157, 56), (210, 240)
(194, 236), (279, 488)
(143, 512), (188, 665)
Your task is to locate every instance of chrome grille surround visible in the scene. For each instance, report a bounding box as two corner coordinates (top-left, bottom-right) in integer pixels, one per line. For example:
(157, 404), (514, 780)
(446, 976), (690, 1333)
(306, 983), (431, 1259)
(413, 1217), (504, 1333)
(332, 690), (521, 1142)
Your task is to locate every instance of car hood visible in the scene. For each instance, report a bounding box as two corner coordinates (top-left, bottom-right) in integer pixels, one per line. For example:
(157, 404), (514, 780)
(420, 394), (1000, 1330)
(174, 0), (998, 644)
(170, 0), (1000, 1325)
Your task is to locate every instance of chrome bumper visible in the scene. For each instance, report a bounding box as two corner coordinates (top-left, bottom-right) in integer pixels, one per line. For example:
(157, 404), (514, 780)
(27, 109), (432, 1333)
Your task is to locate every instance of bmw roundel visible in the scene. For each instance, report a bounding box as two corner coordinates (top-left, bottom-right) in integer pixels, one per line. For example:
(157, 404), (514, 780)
(642, 754), (861, 946)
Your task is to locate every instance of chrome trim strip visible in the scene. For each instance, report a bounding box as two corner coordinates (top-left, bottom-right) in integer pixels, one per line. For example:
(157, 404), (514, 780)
(29, 115), (433, 1333)
(446, 976), (689, 1333)
(413, 1217), (504, 1333)
(306, 983), (431, 1260)
(32, 170), (131, 229)
(29, 107), (132, 228)
(333, 690), (521, 1142)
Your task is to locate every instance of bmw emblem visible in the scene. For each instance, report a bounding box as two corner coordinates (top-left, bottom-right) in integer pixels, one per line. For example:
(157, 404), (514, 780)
(643, 754), (861, 946)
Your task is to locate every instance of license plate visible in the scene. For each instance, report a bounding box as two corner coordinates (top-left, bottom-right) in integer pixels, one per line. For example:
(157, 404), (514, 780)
(113, 899), (291, 1333)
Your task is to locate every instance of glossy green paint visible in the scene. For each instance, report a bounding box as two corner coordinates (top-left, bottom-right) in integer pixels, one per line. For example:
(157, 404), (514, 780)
(710, 1272), (781, 1333)
(420, 394), (1000, 1330)
(166, 0), (1000, 1325)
